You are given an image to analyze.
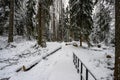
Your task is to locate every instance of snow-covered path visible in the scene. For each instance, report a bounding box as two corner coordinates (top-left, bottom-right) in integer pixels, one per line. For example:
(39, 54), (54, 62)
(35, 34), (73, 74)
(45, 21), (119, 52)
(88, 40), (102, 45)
(9, 42), (114, 80)
(48, 44), (79, 80)
(10, 43), (79, 80)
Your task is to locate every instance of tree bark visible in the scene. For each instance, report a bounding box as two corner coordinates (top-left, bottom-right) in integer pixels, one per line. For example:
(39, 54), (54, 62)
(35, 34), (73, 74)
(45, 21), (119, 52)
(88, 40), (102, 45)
(8, 0), (14, 43)
(38, 2), (42, 46)
(80, 34), (82, 46)
(114, 0), (120, 79)
(53, 4), (56, 41)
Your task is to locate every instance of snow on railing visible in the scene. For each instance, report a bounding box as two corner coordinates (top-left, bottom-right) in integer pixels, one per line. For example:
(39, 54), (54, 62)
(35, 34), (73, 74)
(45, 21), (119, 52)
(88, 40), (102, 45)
(73, 53), (97, 80)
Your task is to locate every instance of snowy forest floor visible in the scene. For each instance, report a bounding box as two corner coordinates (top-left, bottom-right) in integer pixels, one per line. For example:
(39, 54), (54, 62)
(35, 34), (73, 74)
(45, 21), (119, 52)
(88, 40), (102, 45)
(0, 36), (115, 80)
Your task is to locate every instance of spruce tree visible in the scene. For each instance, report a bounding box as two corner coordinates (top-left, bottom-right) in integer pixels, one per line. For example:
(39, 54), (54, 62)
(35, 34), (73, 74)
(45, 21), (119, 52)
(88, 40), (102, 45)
(14, 0), (25, 36)
(0, 0), (10, 35)
(92, 0), (113, 46)
(69, 0), (93, 47)
(25, 0), (36, 40)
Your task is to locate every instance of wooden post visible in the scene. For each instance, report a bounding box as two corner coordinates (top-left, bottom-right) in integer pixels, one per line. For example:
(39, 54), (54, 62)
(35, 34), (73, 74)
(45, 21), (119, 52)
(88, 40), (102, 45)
(80, 63), (83, 80)
(86, 69), (88, 80)
(77, 58), (79, 73)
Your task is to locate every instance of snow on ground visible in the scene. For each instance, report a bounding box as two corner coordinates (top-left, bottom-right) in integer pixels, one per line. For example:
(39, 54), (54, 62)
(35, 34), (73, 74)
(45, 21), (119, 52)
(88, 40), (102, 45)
(10, 43), (79, 80)
(0, 37), (115, 80)
(68, 41), (115, 80)
(0, 36), (61, 79)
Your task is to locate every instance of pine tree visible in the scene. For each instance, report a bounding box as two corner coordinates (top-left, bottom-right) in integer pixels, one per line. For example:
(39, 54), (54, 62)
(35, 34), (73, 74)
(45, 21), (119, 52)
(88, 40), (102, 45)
(25, 0), (36, 40)
(14, 0), (25, 36)
(14, 0), (30, 36)
(0, 0), (10, 35)
(91, 0), (114, 46)
(69, 0), (93, 47)
(0, 0), (25, 36)
(93, 3), (111, 45)
(8, 0), (26, 42)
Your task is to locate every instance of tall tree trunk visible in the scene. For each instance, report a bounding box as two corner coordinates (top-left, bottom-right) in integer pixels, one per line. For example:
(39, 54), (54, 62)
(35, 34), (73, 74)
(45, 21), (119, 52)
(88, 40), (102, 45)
(42, 9), (46, 47)
(38, 2), (42, 46)
(114, 0), (120, 79)
(80, 34), (82, 46)
(8, 0), (14, 43)
(61, 0), (63, 41)
(53, 4), (56, 41)
(80, 0), (83, 47)
(26, 25), (31, 40)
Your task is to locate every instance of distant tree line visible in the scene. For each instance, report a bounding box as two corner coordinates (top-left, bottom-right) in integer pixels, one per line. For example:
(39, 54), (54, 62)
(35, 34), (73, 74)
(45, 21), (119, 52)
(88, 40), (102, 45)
(0, 0), (115, 47)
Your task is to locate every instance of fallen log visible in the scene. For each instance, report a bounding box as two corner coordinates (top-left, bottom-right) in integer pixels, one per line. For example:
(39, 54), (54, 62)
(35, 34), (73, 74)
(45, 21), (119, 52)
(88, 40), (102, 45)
(16, 46), (62, 72)
(16, 59), (41, 72)
(42, 46), (62, 59)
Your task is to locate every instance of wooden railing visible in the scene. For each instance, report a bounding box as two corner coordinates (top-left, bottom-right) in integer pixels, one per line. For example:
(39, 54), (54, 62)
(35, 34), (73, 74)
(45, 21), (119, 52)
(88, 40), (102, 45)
(73, 53), (97, 80)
